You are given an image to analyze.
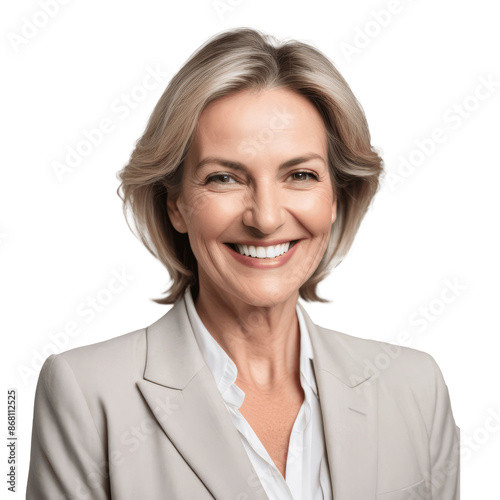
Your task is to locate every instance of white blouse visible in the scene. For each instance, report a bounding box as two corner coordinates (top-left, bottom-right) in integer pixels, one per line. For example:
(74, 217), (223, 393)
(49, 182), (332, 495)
(184, 288), (333, 500)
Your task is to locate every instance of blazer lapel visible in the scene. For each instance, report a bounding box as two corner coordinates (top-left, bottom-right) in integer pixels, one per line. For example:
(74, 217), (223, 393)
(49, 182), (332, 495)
(137, 298), (269, 500)
(298, 303), (378, 499)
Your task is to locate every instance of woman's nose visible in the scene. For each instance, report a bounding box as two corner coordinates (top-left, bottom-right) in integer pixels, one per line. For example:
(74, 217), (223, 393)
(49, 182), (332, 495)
(242, 182), (286, 235)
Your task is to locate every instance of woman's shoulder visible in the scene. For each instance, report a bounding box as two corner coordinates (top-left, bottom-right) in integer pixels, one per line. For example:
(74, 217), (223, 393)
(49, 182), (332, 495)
(314, 323), (447, 393)
(35, 324), (149, 402)
(61, 324), (146, 367)
(50, 302), (184, 380)
(316, 325), (456, 429)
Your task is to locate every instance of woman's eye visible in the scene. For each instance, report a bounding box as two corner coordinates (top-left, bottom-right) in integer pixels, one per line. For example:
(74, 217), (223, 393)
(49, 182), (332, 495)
(289, 171), (317, 182)
(206, 173), (236, 184)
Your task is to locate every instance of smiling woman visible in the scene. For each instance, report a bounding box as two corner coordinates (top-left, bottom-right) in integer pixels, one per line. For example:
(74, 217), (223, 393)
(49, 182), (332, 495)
(166, 87), (336, 306)
(26, 28), (459, 500)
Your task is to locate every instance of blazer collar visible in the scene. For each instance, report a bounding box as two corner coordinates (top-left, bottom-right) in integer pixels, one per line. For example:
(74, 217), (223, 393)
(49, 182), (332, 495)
(296, 301), (372, 387)
(142, 295), (205, 390)
(297, 301), (379, 498)
(138, 295), (378, 500)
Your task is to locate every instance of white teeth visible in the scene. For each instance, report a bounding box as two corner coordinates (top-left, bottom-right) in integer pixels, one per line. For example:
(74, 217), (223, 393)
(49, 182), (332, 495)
(234, 242), (294, 259)
(256, 247), (266, 258)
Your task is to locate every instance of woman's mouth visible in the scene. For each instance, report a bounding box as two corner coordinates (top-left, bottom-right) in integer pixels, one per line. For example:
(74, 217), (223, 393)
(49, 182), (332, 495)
(225, 240), (299, 259)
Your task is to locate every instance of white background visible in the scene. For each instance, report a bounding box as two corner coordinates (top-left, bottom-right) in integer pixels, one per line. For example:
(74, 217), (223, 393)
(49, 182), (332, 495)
(2, 0), (499, 496)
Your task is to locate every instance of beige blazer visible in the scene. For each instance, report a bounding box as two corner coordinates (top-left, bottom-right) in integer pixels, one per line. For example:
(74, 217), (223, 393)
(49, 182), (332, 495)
(26, 296), (460, 499)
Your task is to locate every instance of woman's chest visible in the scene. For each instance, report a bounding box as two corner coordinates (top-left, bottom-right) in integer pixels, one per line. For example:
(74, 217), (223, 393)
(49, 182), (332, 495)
(237, 384), (305, 477)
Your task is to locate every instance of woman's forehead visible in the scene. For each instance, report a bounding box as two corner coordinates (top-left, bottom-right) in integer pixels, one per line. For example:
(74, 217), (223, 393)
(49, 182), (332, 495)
(189, 88), (328, 162)
(199, 87), (322, 130)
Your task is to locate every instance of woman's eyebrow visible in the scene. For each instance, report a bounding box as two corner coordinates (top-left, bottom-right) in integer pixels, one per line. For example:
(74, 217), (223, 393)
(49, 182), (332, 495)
(195, 153), (326, 172)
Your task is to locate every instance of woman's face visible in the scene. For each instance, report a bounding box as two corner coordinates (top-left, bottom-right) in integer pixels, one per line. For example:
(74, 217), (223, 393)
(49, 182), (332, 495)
(167, 87), (337, 308)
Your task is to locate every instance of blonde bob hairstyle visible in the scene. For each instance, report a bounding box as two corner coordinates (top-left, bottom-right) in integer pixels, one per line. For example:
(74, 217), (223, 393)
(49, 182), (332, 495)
(117, 27), (383, 304)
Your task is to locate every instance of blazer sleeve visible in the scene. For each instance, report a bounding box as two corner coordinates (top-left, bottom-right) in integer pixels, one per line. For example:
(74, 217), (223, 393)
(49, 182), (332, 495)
(26, 354), (110, 500)
(427, 355), (460, 499)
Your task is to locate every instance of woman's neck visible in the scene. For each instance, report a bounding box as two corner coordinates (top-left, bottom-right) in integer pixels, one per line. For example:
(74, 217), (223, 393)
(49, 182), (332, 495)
(194, 284), (301, 390)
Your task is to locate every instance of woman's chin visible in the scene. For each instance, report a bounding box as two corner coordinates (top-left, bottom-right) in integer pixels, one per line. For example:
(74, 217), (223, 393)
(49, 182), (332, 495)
(198, 269), (303, 309)
(227, 282), (300, 309)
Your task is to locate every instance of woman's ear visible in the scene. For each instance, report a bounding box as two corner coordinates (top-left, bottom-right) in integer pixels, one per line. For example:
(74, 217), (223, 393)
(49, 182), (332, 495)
(331, 196), (337, 224)
(166, 193), (188, 234)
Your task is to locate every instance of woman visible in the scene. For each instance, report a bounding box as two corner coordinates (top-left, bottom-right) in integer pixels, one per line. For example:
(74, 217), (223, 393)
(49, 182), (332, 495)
(27, 28), (459, 499)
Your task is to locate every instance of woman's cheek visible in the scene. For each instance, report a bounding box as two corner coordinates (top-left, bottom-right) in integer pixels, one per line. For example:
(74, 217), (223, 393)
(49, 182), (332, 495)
(293, 189), (334, 231)
(180, 189), (210, 222)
